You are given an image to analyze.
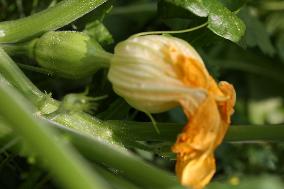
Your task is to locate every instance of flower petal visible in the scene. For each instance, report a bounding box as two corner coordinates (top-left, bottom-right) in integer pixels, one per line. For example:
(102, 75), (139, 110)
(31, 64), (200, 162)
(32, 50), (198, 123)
(172, 82), (236, 189)
(172, 94), (220, 189)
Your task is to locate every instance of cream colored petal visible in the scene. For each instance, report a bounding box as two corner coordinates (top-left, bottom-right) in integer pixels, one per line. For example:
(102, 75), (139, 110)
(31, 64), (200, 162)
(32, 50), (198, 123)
(108, 35), (208, 113)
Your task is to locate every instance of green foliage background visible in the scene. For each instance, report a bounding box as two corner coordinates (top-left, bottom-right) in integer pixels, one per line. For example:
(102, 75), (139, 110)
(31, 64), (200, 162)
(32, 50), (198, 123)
(1, 0), (284, 189)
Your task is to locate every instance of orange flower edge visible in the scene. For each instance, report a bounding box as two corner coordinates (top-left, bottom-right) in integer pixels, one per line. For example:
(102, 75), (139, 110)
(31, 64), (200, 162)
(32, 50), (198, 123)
(173, 82), (235, 189)
(170, 48), (236, 189)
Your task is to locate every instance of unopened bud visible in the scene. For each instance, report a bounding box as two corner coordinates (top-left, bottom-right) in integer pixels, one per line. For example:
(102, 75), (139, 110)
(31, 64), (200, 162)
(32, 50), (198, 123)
(34, 31), (112, 79)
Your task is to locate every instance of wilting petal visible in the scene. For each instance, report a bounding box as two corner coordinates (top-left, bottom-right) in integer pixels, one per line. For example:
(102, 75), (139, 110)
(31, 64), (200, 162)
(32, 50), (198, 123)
(172, 82), (236, 189)
(214, 81), (236, 147)
(176, 153), (216, 189)
(172, 93), (221, 189)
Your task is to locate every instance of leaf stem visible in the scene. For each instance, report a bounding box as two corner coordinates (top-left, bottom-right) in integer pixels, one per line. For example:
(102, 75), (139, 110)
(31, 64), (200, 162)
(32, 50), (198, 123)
(0, 0), (107, 43)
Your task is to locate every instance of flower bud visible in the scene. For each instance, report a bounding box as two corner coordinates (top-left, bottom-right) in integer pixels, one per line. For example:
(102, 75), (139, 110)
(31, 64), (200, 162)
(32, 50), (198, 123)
(34, 31), (112, 79)
(108, 35), (209, 114)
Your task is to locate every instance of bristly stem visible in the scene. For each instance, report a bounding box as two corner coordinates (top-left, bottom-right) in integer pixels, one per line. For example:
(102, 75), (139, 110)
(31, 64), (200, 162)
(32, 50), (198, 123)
(0, 48), (44, 104)
(0, 48), (59, 114)
(0, 80), (111, 189)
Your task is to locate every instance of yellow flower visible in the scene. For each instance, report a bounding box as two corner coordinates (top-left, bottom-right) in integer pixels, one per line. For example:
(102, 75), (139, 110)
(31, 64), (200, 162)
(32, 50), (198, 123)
(108, 35), (236, 189)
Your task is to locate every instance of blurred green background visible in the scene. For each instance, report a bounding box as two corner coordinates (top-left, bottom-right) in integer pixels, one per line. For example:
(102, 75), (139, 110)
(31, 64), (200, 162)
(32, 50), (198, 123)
(1, 0), (284, 188)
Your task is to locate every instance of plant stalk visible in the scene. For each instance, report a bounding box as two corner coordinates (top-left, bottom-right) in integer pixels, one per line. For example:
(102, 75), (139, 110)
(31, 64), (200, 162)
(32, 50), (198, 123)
(0, 48), (44, 104)
(0, 0), (107, 43)
(0, 80), (110, 189)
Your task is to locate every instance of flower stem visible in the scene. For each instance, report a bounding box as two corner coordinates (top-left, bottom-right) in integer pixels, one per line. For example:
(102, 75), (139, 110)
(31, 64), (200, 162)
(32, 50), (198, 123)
(0, 0), (107, 43)
(131, 22), (208, 38)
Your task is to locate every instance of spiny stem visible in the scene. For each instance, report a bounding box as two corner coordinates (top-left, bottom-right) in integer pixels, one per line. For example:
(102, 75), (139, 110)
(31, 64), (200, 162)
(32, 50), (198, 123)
(0, 80), (110, 189)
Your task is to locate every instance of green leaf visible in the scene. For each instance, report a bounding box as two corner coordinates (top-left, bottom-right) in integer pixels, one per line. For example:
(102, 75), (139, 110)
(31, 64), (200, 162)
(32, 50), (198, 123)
(158, 0), (246, 43)
(239, 7), (275, 56)
(159, 0), (208, 17)
(204, 0), (246, 42)
(158, 0), (199, 19)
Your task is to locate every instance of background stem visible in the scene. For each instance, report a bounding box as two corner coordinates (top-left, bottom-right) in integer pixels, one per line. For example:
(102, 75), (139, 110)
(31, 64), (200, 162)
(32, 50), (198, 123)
(106, 121), (284, 142)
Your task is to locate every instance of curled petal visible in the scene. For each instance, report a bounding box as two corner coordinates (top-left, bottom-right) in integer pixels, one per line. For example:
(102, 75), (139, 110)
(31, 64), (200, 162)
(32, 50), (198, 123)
(172, 94), (220, 189)
(175, 153), (216, 189)
(214, 81), (236, 146)
(172, 82), (236, 189)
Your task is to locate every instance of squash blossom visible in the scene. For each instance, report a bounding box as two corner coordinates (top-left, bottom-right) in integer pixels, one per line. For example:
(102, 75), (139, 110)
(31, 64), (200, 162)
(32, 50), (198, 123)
(108, 35), (236, 189)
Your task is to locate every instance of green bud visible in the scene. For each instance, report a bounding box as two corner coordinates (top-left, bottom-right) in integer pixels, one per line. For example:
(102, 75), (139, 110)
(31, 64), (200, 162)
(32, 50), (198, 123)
(34, 31), (112, 79)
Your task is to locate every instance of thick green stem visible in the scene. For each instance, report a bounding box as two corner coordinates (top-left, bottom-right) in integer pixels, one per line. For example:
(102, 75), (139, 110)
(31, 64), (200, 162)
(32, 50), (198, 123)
(0, 48), (58, 113)
(0, 81), (110, 189)
(42, 118), (185, 189)
(0, 48), (44, 104)
(0, 0), (107, 43)
(106, 121), (284, 142)
(48, 111), (126, 150)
